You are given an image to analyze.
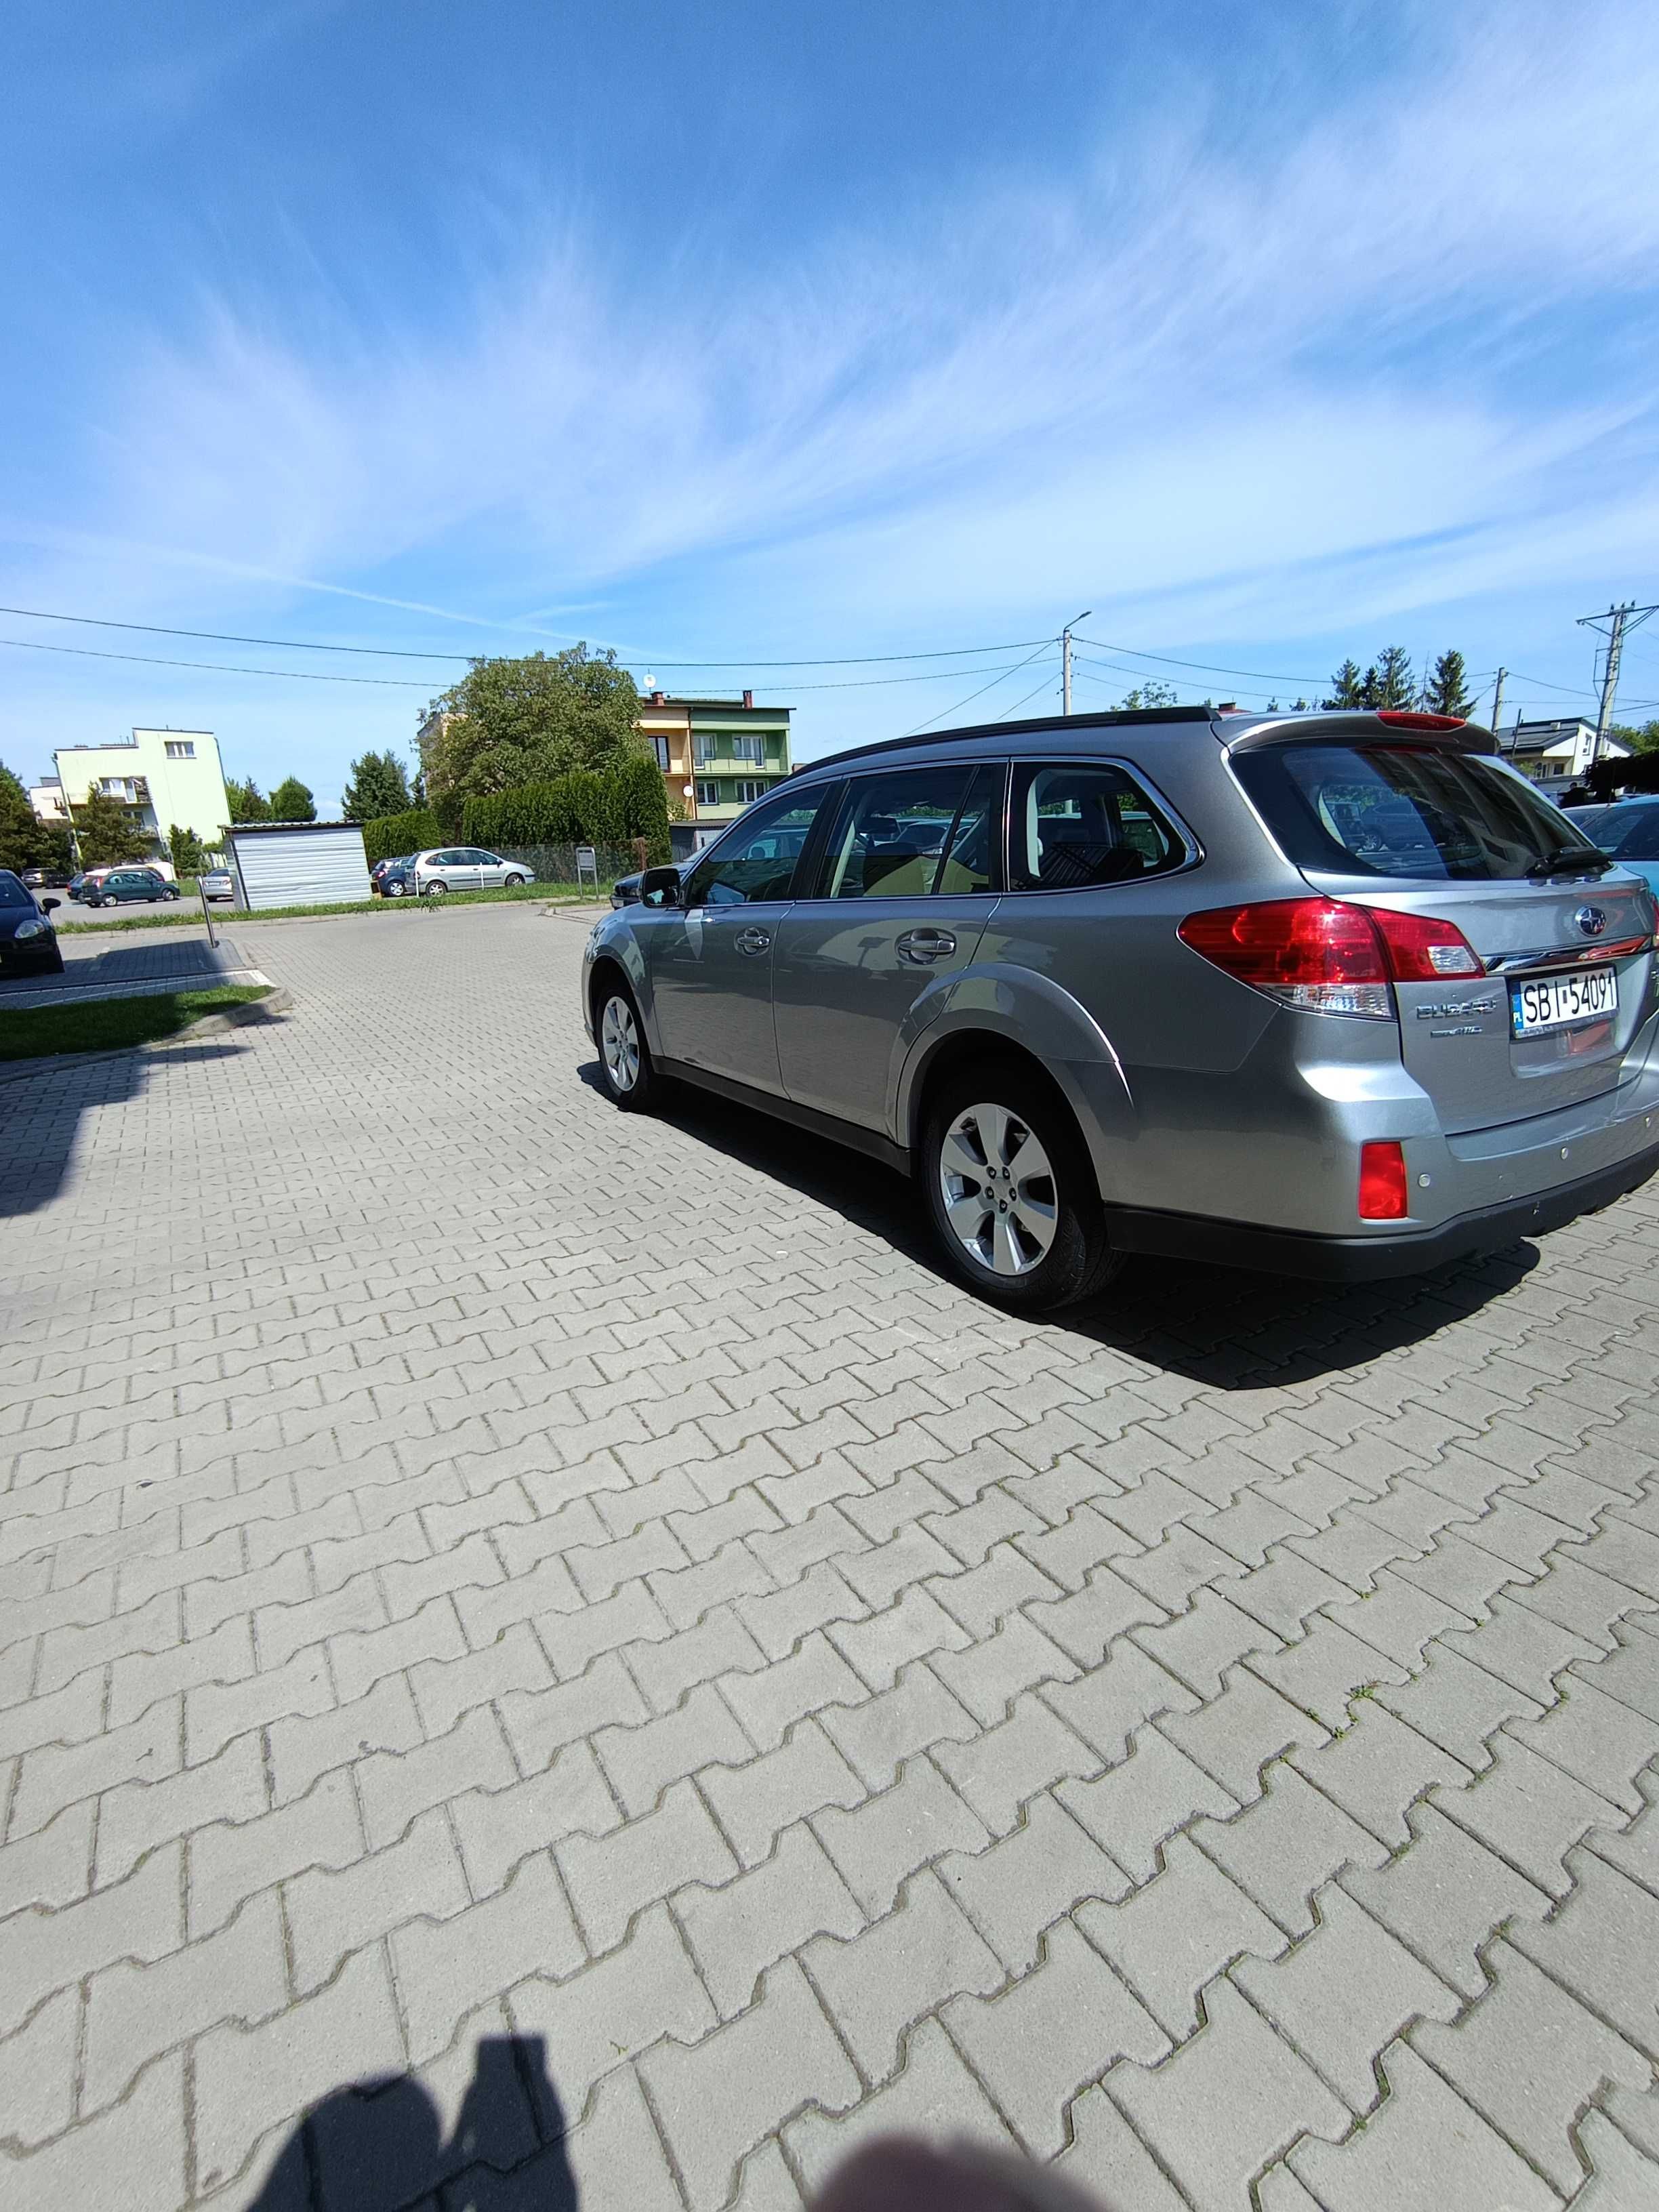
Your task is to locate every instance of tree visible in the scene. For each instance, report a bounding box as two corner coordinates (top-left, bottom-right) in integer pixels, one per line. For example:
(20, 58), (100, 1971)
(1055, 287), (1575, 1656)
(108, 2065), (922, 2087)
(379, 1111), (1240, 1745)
(226, 777), (268, 823)
(419, 647), (645, 823)
(71, 788), (155, 867)
(1425, 649), (1473, 718)
(268, 777), (316, 822)
(363, 808), (444, 867)
(1374, 647), (1414, 710)
(1609, 720), (1659, 756)
(0, 761), (49, 873)
(169, 823), (208, 875)
(1120, 681), (1177, 710)
(1324, 660), (1365, 710)
(342, 750), (413, 823)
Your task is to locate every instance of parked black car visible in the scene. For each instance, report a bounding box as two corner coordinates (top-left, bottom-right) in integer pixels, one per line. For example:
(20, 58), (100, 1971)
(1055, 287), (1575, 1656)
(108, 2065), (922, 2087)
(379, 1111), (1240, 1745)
(0, 869), (64, 973)
(82, 867), (181, 909)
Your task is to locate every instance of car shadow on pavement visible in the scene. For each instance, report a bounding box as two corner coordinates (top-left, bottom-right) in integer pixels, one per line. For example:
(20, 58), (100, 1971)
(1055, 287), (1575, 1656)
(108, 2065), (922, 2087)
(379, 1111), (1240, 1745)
(621, 1066), (1538, 1391)
(0, 1043), (249, 1219)
(243, 2034), (577, 2210)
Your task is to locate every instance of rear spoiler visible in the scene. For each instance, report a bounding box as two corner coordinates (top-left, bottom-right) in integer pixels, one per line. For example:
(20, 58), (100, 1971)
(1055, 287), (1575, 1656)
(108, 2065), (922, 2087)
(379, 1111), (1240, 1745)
(1221, 711), (1497, 756)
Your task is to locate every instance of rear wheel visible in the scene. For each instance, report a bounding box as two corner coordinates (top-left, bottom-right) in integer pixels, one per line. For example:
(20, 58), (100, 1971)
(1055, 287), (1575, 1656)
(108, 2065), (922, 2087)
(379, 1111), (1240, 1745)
(921, 1062), (1122, 1311)
(422, 880), (447, 898)
(386, 880), (406, 897)
(593, 977), (661, 1111)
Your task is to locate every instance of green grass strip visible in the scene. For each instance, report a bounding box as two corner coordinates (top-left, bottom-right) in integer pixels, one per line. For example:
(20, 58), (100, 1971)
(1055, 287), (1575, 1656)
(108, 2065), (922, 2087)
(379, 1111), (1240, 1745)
(0, 985), (274, 1062)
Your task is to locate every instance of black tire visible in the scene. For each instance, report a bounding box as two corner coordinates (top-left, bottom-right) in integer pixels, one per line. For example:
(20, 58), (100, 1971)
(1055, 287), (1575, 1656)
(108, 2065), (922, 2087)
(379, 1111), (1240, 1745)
(592, 975), (661, 1112)
(422, 880), (447, 898)
(386, 880), (406, 897)
(504, 872), (525, 888)
(43, 953), (64, 975)
(920, 1058), (1122, 1311)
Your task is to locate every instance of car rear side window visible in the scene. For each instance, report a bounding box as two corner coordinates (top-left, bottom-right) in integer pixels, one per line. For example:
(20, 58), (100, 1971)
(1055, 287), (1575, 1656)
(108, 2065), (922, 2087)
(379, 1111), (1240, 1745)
(813, 764), (1001, 900)
(1232, 743), (1604, 882)
(1007, 762), (1185, 892)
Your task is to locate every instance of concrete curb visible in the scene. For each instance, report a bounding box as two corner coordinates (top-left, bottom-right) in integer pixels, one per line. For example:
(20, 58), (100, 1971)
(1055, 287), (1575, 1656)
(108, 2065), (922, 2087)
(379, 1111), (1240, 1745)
(0, 987), (292, 1086)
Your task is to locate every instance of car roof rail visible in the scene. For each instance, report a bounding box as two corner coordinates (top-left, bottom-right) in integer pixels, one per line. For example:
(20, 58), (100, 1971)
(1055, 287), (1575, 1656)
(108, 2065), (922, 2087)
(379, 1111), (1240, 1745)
(799, 704), (1214, 775)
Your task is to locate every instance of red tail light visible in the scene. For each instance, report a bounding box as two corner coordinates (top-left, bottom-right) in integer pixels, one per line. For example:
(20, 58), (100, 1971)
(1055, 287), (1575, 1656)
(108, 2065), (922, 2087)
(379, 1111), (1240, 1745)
(1366, 906), (1483, 981)
(1375, 711), (1467, 731)
(1178, 898), (1483, 1016)
(1359, 1141), (1409, 1219)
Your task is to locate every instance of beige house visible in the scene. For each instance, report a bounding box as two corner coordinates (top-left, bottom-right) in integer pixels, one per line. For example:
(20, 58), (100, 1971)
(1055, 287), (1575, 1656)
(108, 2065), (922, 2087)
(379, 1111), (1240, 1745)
(639, 690), (794, 832)
(53, 728), (230, 853)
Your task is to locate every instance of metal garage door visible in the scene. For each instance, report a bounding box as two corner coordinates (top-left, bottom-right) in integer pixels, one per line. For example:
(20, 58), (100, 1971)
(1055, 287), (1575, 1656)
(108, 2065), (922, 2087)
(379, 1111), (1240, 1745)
(229, 825), (372, 910)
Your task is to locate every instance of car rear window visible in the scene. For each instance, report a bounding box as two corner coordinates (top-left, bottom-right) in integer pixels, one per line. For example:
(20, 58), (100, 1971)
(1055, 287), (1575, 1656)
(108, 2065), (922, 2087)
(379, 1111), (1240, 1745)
(1231, 743), (1605, 882)
(1603, 806), (1659, 863)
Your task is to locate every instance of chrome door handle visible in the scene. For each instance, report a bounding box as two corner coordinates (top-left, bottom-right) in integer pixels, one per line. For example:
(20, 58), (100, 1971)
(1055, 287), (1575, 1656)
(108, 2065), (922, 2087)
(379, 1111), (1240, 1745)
(896, 928), (957, 964)
(735, 926), (771, 956)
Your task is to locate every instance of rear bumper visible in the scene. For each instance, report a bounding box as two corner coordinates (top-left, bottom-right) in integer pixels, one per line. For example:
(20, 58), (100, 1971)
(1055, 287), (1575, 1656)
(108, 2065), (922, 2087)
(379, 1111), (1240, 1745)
(1107, 1139), (1659, 1281)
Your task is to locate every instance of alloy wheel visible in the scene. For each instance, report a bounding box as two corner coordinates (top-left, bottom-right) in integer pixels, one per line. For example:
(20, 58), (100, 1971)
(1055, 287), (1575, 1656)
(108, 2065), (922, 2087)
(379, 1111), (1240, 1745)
(600, 995), (640, 1092)
(937, 1101), (1059, 1277)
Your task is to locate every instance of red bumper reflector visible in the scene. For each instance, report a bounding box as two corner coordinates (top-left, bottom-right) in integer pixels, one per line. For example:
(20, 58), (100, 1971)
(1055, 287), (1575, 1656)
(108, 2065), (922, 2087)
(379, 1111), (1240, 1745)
(1359, 1141), (1409, 1221)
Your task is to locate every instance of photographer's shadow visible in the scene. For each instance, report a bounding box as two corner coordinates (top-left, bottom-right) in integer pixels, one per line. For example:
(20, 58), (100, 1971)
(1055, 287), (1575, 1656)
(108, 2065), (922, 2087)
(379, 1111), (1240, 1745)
(247, 2034), (576, 2211)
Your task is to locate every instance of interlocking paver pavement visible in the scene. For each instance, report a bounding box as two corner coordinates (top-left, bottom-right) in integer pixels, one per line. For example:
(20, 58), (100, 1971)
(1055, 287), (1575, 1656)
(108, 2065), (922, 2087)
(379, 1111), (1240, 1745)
(3, 900), (1658, 2207)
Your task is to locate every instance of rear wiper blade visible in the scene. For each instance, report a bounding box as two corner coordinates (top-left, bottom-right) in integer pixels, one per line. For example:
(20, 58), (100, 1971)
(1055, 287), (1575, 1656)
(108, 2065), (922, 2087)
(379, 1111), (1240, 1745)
(1526, 851), (1614, 878)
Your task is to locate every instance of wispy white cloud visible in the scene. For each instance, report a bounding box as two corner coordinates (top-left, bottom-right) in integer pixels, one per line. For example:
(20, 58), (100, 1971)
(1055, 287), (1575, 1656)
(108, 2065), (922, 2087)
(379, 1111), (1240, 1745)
(10, 0), (1659, 684)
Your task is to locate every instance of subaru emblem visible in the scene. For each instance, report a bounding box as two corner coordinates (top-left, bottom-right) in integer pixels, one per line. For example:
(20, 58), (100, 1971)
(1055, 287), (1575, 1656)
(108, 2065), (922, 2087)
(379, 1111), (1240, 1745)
(1575, 905), (1607, 937)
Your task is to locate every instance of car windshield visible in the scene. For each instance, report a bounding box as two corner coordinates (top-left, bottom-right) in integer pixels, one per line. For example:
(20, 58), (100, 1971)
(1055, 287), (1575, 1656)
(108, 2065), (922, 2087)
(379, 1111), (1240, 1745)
(1232, 742), (1607, 882)
(0, 873), (31, 907)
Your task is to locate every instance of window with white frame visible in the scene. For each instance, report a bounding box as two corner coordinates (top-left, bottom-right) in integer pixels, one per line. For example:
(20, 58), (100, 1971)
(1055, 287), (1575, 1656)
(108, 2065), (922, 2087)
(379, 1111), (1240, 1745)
(695, 780), (721, 807)
(165, 741), (196, 759)
(733, 779), (766, 804)
(730, 734), (764, 765)
(651, 735), (672, 771)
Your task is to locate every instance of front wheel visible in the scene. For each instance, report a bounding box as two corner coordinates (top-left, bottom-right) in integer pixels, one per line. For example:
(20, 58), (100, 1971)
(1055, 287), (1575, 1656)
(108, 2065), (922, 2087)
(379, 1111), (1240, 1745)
(504, 872), (525, 888)
(422, 880), (447, 898)
(593, 980), (661, 1111)
(921, 1064), (1122, 1311)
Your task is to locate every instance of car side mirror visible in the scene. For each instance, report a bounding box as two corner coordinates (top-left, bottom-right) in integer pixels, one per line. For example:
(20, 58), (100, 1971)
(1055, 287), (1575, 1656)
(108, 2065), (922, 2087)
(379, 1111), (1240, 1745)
(41, 897), (60, 913)
(639, 867), (682, 909)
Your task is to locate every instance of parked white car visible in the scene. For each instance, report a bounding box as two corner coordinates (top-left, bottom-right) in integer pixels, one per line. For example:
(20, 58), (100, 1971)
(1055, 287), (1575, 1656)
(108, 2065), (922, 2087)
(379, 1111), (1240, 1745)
(409, 847), (535, 896)
(199, 868), (236, 902)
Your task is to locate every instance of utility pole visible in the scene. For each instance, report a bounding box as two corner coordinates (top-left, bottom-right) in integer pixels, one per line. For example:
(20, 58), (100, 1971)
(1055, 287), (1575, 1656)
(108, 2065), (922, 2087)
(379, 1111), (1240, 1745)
(1489, 667), (1507, 749)
(1578, 601), (1657, 765)
(1061, 610), (1091, 716)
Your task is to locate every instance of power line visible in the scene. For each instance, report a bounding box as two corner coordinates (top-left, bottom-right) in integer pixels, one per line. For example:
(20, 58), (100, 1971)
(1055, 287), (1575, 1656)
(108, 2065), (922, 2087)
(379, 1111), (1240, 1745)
(0, 635), (432, 686)
(0, 632), (1055, 699)
(0, 599), (1050, 672)
(996, 671), (1064, 720)
(1073, 634), (1326, 687)
(908, 639), (1058, 735)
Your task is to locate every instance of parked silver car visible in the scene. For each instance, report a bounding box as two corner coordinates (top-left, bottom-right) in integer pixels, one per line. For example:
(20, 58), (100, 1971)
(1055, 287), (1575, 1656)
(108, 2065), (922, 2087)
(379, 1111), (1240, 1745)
(581, 707), (1659, 1309)
(411, 847), (534, 895)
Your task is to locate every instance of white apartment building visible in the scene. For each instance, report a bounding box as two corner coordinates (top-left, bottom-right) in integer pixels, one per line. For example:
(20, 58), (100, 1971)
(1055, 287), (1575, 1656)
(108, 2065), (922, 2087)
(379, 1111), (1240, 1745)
(28, 777), (70, 824)
(52, 728), (231, 851)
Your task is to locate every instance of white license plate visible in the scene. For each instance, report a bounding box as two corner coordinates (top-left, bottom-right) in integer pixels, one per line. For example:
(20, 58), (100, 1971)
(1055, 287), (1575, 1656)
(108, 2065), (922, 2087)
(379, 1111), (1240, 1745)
(1511, 968), (1619, 1036)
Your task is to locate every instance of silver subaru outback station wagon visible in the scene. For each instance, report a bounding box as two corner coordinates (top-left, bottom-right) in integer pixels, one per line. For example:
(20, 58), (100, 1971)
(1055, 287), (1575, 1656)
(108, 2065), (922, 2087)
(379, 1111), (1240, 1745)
(581, 706), (1659, 1311)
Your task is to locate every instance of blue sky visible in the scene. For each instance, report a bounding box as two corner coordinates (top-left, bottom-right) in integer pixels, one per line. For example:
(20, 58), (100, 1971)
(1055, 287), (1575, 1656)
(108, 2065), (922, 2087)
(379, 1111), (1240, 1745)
(5, 0), (1658, 808)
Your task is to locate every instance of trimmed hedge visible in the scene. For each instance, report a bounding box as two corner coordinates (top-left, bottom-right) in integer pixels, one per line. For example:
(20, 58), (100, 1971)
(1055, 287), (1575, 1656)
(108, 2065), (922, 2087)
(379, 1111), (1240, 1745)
(364, 808), (445, 866)
(464, 756), (670, 865)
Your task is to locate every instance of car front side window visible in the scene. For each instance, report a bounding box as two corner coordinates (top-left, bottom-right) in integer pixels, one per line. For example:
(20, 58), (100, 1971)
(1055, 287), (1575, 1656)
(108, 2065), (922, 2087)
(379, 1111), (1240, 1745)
(684, 792), (831, 908)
